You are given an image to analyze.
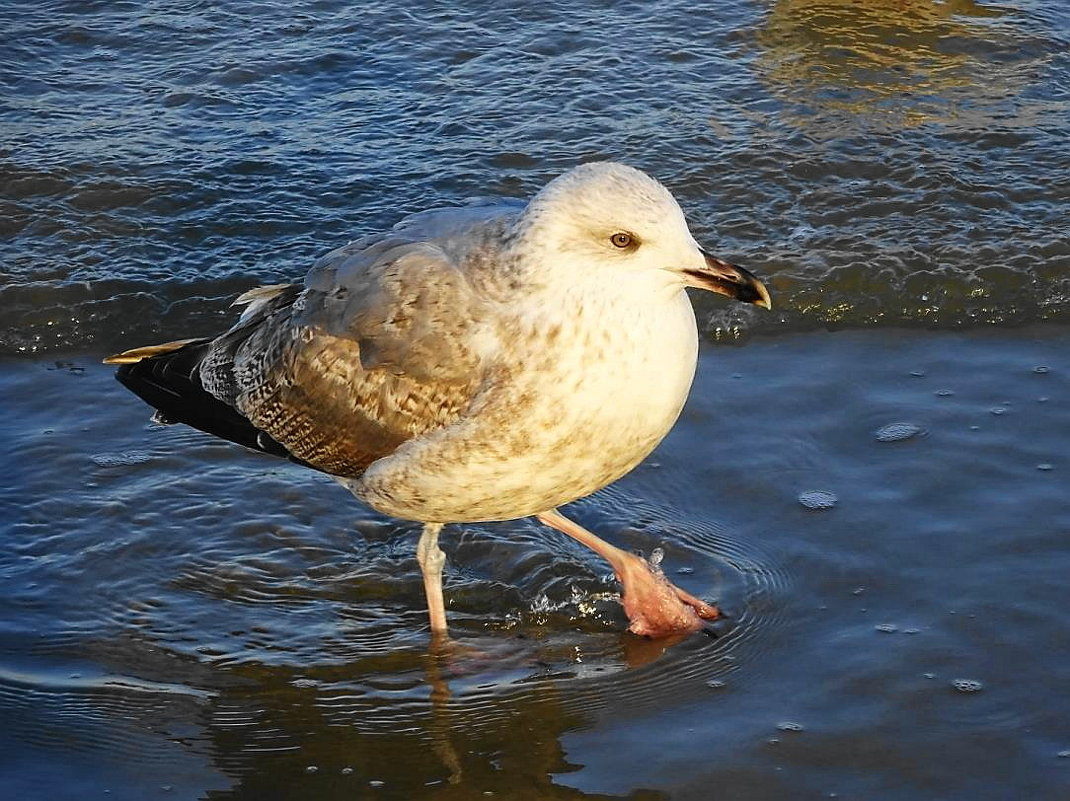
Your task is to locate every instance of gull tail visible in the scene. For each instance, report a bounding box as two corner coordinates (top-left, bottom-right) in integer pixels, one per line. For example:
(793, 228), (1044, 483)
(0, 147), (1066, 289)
(103, 335), (307, 466)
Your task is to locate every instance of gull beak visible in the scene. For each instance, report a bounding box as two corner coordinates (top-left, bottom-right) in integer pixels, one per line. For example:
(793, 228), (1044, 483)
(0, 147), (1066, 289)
(680, 252), (772, 310)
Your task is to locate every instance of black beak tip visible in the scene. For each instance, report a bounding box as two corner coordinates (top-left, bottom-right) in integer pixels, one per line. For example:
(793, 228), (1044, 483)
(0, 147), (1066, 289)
(740, 279), (772, 310)
(688, 254), (773, 310)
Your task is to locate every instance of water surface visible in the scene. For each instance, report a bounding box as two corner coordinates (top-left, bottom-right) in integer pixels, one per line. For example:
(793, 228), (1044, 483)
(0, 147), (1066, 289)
(2, 1), (1069, 799)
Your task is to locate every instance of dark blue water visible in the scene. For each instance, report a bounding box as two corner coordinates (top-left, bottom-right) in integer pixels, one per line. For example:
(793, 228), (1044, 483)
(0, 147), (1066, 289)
(3, 0), (1069, 355)
(2, 1), (1069, 799)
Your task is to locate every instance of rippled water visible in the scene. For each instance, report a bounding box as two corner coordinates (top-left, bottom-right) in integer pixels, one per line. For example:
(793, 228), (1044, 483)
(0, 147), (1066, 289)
(3, 0), (1069, 355)
(3, 1), (1069, 799)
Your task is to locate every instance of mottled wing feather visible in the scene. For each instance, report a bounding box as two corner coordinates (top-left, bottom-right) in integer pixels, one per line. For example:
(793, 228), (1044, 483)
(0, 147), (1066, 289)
(199, 238), (494, 478)
(305, 245), (486, 381)
(198, 284), (302, 406)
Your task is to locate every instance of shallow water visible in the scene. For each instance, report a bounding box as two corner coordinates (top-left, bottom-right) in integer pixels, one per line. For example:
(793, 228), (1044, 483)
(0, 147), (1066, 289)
(3, 0), (1069, 355)
(3, 328), (1069, 799)
(2, 0), (1069, 799)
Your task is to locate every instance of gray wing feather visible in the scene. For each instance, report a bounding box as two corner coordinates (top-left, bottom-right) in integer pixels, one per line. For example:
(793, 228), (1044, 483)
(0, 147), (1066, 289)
(299, 242), (485, 381)
(197, 216), (505, 477)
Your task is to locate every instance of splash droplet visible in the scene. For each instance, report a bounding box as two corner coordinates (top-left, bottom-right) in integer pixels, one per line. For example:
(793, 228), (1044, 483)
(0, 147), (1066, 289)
(875, 623), (897, 633)
(951, 678), (983, 693)
(777, 721), (805, 732)
(648, 547), (664, 570)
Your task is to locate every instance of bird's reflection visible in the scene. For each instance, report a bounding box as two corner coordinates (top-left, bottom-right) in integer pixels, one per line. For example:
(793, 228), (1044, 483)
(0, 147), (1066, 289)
(185, 630), (687, 799)
(424, 634), (464, 786)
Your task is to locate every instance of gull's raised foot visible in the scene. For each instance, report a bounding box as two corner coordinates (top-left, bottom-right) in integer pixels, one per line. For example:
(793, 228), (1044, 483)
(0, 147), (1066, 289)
(615, 549), (720, 638)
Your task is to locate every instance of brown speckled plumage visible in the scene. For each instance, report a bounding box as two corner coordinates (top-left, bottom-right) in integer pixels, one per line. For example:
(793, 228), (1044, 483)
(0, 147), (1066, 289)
(188, 211), (510, 477)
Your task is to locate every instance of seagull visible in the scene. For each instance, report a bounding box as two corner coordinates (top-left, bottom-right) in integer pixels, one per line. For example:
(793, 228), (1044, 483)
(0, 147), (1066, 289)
(104, 162), (770, 638)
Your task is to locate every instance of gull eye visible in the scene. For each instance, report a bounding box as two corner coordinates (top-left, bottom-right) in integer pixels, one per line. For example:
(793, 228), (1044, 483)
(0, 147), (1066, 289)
(610, 232), (633, 249)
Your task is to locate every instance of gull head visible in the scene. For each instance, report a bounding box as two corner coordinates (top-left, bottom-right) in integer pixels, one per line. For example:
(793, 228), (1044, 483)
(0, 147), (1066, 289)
(515, 162), (771, 309)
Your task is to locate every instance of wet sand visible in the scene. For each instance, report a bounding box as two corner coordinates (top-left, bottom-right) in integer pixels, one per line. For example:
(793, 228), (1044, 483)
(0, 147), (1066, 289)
(3, 326), (1067, 800)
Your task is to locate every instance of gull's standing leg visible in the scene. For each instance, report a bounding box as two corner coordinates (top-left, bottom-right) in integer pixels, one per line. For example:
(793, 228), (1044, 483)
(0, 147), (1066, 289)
(537, 508), (719, 637)
(416, 522), (448, 634)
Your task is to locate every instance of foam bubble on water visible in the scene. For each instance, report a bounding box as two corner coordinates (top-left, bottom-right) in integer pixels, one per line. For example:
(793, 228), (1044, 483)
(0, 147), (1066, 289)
(91, 451), (153, 467)
(706, 679), (726, 689)
(875, 623), (897, 633)
(1033, 366), (1050, 374)
(1037, 464), (1054, 471)
(935, 389), (954, 397)
(951, 678), (984, 693)
(776, 721), (805, 732)
(798, 490), (838, 510)
(874, 423), (923, 442)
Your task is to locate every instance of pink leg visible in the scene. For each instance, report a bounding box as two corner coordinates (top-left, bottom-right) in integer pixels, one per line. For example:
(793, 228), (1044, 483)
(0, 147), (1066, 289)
(537, 508), (719, 637)
(417, 522), (448, 635)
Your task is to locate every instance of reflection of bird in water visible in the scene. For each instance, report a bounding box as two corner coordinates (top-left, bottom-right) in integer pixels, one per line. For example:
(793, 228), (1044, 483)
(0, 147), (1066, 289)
(755, 0), (1014, 128)
(104, 162), (770, 639)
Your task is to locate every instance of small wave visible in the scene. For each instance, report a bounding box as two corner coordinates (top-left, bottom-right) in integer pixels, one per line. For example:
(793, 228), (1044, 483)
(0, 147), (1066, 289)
(0, 663), (212, 763)
(696, 254), (1070, 341)
(4, 250), (1068, 357)
(0, 278), (260, 356)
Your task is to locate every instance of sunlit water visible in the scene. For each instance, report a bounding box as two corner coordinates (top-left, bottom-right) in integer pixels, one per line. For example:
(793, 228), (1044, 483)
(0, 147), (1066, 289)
(2, 1), (1069, 799)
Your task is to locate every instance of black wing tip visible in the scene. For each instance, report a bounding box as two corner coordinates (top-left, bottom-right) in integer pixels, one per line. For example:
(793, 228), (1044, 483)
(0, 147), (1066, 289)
(112, 341), (315, 471)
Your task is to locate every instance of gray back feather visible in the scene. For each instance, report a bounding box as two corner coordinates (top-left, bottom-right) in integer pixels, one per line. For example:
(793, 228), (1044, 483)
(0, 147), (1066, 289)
(196, 205), (518, 476)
